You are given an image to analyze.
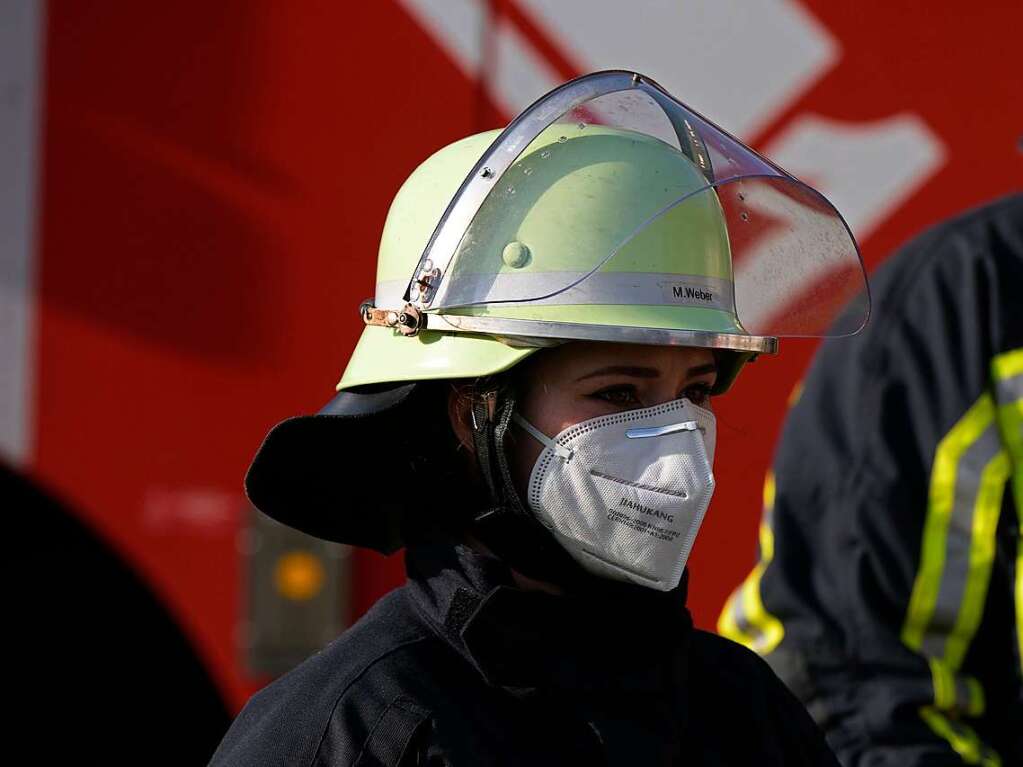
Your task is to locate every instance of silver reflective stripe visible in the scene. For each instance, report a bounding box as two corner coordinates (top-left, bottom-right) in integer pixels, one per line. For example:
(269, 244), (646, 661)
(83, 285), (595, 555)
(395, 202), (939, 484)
(994, 372), (1023, 406)
(625, 420), (698, 439)
(919, 422), (1006, 661)
(429, 312), (778, 354)
(377, 272), (735, 313)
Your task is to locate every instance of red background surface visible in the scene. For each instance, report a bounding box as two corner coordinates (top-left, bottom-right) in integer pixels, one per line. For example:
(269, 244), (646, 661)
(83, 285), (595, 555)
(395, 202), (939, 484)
(25, 1), (1023, 711)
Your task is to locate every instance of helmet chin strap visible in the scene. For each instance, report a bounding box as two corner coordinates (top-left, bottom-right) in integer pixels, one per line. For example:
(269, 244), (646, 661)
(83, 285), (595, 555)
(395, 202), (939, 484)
(466, 381), (590, 589)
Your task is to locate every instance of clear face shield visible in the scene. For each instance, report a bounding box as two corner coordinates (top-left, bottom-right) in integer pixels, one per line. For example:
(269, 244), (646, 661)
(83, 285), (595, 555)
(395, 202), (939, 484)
(366, 70), (869, 354)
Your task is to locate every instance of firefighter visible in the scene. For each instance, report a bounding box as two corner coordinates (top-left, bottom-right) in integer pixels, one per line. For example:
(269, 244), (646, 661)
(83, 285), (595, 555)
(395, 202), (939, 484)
(209, 70), (868, 765)
(719, 193), (1023, 765)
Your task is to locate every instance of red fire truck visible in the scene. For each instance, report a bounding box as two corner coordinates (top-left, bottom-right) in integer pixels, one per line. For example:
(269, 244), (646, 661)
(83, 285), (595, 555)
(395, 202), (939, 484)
(4, 2), (1020, 761)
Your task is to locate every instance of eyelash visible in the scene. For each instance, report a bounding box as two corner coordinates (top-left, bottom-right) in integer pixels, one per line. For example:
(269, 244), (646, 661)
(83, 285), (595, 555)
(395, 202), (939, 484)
(593, 383), (713, 408)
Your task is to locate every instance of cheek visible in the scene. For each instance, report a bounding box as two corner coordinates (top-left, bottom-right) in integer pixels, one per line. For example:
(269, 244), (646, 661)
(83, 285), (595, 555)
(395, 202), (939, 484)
(509, 388), (600, 500)
(508, 388), (574, 500)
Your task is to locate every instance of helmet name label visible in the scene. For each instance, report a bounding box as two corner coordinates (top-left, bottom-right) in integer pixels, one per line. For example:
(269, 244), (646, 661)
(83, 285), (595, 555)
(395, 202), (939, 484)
(662, 282), (716, 305)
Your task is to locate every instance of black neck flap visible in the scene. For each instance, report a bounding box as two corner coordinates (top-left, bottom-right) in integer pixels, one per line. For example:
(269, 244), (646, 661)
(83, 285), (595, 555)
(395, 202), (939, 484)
(466, 381), (594, 589)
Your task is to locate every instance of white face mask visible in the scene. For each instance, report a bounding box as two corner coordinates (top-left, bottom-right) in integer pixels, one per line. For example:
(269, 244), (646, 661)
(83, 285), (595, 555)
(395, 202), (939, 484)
(512, 397), (716, 591)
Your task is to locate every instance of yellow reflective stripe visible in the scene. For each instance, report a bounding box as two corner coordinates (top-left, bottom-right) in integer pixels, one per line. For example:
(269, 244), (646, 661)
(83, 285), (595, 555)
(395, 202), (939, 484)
(991, 348), (1023, 381)
(966, 675), (986, 718)
(944, 450), (1011, 669)
(992, 349), (1023, 671)
(993, 350), (1023, 508)
(739, 533), (785, 654)
(929, 658), (955, 710)
(716, 590), (756, 646)
(787, 380), (804, 408)
(930, 657), (987, 717)
(718, 548), (785, 654)
(1016, 537), (1023, 672)
(919, 707), (1002, 766)
(1003, 399), (1023, 509)
(902, 395), (997, 652)
(717, 472), (785, 654)
(762, 471), (777, 525)
(996, 393), (1023, 510)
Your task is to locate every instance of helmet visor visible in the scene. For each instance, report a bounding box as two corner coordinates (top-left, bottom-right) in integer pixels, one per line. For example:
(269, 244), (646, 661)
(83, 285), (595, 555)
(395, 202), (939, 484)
(406, 71), (868, 338)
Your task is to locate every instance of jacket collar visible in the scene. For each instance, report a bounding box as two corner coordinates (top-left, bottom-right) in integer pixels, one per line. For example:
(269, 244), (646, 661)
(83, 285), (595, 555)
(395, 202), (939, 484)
(404, 538), (693, 694)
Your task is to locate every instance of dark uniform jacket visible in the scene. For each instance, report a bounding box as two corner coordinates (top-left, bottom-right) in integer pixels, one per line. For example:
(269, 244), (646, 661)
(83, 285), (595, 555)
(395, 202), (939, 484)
(210, 539), (838, 765)
(719, 193), (1023, 765)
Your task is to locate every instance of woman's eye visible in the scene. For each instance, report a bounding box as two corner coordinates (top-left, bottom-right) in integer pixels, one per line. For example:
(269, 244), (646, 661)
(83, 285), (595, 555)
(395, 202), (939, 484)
(682, 383), (713, 406)
(594, 386), (640, 406)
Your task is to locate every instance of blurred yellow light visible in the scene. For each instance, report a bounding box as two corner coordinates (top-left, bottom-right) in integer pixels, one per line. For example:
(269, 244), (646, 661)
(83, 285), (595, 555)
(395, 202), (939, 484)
(274, 550), (325, 601)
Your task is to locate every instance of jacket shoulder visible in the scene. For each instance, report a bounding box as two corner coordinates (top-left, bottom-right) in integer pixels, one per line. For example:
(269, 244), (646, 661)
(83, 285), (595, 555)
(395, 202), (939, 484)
(689, 628), (790, 691)
(855, 192), (1021, 347)
(875, 192), (1022, 286)
(688, 631), (839, 766)
(208, 587), (442, 767)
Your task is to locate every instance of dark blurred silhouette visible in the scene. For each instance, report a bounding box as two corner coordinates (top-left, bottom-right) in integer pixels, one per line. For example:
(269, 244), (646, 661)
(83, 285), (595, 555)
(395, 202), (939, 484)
(5, 461), (231, 763)
(721, 193), (1023, 764)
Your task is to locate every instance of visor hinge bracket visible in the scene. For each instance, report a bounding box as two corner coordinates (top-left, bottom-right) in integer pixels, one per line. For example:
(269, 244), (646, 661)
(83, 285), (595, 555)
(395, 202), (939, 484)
(361, 300), (425, 337)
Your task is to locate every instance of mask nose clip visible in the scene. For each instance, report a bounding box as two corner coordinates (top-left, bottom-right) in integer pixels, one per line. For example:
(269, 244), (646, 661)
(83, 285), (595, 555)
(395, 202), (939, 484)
(625, 420), (699, 439)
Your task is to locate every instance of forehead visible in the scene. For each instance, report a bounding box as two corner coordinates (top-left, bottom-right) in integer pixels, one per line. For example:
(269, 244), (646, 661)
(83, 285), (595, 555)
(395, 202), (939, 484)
(523, 341), (715, 379)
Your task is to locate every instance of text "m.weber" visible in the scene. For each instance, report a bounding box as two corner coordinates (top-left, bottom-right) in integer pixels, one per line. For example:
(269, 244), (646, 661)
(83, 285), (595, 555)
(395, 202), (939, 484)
(673, 285), (713, 302)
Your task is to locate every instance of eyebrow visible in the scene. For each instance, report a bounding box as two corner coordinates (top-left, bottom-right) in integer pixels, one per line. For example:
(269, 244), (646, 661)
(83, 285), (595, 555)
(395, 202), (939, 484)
(575, 363), (718, 382)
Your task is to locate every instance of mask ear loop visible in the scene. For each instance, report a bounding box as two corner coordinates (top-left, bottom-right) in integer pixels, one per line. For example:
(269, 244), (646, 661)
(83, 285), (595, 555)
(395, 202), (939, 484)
(511, 413), (574, 462)
(487, 386), (589, 586)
